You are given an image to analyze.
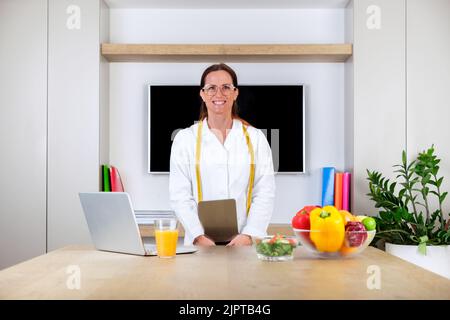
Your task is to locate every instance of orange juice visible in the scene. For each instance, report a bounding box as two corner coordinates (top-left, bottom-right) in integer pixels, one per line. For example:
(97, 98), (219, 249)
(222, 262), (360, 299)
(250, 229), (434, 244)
(155, 229), (179, 258)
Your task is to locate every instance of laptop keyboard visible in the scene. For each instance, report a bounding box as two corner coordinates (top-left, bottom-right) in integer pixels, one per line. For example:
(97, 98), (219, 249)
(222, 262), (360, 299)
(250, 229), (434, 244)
(143, 244), (157, 255)
(142, 238), (197, 255)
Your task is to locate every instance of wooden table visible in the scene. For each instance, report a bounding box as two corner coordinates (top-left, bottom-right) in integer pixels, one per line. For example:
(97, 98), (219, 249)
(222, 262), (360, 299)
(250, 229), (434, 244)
(0, 245), (449, 299)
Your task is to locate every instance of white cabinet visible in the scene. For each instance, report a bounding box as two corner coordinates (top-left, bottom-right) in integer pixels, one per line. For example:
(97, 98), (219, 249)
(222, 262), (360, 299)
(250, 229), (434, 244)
(347, 0), (407, 215)
(348, 0), (450, 218)
(0, 0), (109, 268)
(47, 0), (108, 250)
(0, 0), (48, 269)
(406, 0), (450, 215)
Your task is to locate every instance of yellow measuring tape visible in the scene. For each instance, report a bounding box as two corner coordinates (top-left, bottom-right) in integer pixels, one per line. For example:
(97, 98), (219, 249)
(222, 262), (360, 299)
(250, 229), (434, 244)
(195, 120), (255, 215)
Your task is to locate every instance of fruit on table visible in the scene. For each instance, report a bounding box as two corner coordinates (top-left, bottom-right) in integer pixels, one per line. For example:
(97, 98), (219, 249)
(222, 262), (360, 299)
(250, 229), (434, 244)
(292, 205), (320, 246)
(339, 210), (355, 226)
(292, 210), (310, 230)
(310, 206), (345, 252)
(300, 205), (321, 214)
(291, 205), (320, 230)
(339, 244), (359, 256)
(345, 221), (368, 247)
(362, 217), (377, 231)
(355, 215), (368, 222)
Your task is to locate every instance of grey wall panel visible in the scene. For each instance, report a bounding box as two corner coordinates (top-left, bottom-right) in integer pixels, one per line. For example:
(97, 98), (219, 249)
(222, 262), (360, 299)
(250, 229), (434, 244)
(0, 0), (47, 269)
(48, 0), (101, 250)
(407, 0), (450, 219)
(352, 0), (406, 215)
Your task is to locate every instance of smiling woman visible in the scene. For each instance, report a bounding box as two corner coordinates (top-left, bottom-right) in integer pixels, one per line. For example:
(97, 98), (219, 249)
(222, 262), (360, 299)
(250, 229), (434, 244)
(198, 64), (240, 126)
(169, 63), (276, 248)
(199, 66), (239, 144)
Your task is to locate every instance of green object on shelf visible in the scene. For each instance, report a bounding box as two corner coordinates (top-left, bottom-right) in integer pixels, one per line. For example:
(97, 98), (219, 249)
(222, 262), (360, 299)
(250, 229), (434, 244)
(103, 165), (111, 192)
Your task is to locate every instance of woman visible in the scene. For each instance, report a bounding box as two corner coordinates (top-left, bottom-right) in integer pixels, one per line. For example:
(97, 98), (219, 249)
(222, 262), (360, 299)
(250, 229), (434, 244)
(169, 63), (275, 246)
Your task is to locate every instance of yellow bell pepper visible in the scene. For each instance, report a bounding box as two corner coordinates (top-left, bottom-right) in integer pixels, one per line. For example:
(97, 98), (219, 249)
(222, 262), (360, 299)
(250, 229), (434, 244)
(310, 206), (345, 252)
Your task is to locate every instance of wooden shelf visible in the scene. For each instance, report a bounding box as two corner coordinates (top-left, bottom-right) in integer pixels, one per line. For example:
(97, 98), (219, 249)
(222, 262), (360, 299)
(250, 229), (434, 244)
(101, 43), (352, 62)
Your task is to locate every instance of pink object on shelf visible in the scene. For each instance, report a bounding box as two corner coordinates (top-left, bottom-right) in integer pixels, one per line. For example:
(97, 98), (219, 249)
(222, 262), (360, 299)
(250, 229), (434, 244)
(342, 172), (351, 211)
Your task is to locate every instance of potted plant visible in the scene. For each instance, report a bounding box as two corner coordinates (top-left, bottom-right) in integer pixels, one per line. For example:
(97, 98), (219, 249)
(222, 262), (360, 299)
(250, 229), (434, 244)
(366, 145), (450, 279)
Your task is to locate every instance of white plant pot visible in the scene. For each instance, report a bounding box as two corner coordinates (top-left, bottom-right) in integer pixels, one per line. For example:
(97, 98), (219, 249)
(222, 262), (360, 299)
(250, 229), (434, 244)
(385, 243), (450, 279)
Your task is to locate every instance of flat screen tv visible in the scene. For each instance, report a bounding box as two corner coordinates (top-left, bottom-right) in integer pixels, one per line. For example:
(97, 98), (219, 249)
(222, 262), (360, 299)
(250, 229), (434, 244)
(148, 84), (305, 174)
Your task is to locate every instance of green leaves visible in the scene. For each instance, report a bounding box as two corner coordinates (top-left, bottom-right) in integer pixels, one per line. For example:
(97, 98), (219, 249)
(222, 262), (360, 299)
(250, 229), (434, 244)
(366, 169), (404, 212)
(436, 177), (444, 188)
(440, 192), (448, 204)
(366, 145), (449, 247)
(393, 208), (403, 223)
(417, 236), (429, 255)
(379, 211), (392, 222)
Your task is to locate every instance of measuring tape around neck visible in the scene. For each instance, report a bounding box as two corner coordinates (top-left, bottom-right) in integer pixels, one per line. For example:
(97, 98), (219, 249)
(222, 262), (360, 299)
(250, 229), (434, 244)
(195, 119), (255, 216)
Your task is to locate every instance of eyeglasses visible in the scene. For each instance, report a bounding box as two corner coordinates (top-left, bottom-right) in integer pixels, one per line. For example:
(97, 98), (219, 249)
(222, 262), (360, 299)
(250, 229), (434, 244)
(201, 84), (236, 96)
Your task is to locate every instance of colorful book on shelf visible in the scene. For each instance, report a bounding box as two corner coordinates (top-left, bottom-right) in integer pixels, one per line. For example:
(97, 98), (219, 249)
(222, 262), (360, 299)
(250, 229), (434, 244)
(110, 165), (125, 192)
(342, 172), (351, 211)
(334, 172), (344, 210)
(102, 164), (111, 192)
(321, 167), (335, 207)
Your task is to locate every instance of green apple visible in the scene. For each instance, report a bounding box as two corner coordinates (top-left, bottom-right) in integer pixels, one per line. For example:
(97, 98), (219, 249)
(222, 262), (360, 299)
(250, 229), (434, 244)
(362, 217), (377, 231)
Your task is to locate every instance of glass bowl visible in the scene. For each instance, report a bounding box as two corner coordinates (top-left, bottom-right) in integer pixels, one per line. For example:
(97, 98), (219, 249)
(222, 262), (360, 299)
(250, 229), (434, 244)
(254, 235), (298, 262)
(293, 228), (376, 258)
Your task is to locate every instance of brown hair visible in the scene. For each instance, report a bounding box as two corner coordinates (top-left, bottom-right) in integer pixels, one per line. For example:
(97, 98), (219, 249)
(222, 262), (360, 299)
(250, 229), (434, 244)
(199, 63), (249, 126)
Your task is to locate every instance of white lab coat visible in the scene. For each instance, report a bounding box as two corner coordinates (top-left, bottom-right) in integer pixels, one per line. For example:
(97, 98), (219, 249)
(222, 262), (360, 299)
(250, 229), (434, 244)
(169, 118), (276, 245)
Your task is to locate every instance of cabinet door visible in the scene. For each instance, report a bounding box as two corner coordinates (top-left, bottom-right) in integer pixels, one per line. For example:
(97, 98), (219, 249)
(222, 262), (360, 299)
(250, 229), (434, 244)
(407, 0), (450, 216)
(47, 0), (102, 250)
(0, 0), (47, 269)
(352, 0), (406, 214)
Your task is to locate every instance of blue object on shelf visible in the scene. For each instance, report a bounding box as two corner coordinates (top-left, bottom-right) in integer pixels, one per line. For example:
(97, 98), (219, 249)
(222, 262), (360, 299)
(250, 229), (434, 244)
(321, 167), (335, 207)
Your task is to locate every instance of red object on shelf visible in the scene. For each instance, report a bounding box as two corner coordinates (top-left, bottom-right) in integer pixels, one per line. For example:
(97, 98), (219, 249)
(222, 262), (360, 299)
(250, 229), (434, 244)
(110, 166), (124, 192)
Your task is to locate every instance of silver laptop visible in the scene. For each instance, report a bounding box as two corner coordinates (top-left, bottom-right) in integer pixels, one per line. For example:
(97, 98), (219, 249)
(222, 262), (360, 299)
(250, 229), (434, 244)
(79, 192), (197, 256)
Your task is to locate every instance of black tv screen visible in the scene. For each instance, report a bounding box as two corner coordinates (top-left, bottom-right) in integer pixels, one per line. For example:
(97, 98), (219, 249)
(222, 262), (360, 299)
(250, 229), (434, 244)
(148, 85), (304, 173)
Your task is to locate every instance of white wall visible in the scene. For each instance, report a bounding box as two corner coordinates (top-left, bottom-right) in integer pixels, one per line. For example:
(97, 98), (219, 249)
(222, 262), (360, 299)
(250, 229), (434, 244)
(109, 9), (345, 43)
(0, 0), (47, 269)
(109, 9), (346, 222)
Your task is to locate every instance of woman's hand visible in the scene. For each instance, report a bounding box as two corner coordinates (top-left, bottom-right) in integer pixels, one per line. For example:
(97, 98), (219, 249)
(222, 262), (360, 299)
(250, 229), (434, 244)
(226, 234), (253, 246)
(193, 235), (216, 246)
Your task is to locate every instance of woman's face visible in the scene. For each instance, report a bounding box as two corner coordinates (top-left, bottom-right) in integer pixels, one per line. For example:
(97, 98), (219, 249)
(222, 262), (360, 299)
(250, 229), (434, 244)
(200, 70), (238, 118)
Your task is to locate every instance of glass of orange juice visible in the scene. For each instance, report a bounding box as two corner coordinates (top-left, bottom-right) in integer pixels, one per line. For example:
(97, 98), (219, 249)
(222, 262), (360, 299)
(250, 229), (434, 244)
(154, 218), (179, 258)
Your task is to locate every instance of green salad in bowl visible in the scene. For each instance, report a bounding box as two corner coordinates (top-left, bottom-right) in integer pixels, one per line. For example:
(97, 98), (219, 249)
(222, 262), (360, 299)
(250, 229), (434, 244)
(255, 234), (297, 261)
